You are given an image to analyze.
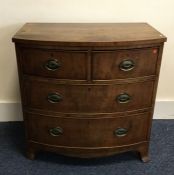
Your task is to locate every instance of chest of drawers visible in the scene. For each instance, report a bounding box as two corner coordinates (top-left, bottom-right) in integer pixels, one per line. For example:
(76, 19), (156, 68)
(12, 23), (166, 162)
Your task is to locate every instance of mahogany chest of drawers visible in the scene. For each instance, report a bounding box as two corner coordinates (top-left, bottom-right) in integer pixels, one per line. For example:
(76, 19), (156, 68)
(12, 23), (166, 162)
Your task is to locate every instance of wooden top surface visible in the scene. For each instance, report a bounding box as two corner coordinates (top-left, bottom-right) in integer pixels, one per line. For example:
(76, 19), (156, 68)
(12, 23), (167, 46)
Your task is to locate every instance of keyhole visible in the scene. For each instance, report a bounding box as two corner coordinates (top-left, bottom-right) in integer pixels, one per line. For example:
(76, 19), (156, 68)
(88, 87), (91, 92)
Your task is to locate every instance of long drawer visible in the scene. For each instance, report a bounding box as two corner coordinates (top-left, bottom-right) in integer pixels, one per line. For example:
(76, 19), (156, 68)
(24, 79), (154, 113)
(26, 112), (150, 147)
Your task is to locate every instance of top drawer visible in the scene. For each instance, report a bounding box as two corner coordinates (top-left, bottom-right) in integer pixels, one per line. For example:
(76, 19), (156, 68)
(20, 48), (88, 80)
(92, 48), (158, 80)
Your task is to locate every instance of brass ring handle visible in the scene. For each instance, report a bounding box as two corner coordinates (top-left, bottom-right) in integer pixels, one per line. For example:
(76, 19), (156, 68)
(119, 59), (135, 71)
(114, 128), (128, 137)
(47, 93), (63, 103)
(45, 59), (61, 71)
(116, 93), (131, 104)
(49, 127), (63, 136)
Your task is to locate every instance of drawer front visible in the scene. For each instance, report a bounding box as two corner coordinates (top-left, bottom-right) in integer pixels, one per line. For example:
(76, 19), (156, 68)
(26, 112), (149, 147)
(24, 79), (154, 113)
(20, 48), (88, 79)
(92, 48), (158, 80)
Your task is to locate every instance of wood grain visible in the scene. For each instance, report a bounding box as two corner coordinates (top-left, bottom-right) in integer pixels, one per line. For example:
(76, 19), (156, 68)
(24, 79), (154, 113)
(26, 112), (150, 147)
(20, 48), (88, 79)
(12, 23), (166, 46)
(92, 47), (159, 79)
(12, 23), (166, 162)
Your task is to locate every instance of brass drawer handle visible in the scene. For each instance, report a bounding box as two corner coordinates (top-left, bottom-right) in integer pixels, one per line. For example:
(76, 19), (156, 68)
(116, 93), (131, 104)
(47, 93), (63, 103)
(49, 127), (63, 136)
(114, 128), (128, 137)
(119, 59), (135, 71)
(45, 59), (61, 71)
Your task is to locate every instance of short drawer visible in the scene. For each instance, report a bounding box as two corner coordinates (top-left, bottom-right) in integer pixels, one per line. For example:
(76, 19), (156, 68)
(26, 112), (149, 147)
(24, 79), (154, 113)
(92, 48), (158, 80)
(20, 48), (88, 80)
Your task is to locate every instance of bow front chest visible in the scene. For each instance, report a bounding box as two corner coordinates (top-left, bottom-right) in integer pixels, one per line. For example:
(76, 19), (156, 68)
(12, 23), (166, 162)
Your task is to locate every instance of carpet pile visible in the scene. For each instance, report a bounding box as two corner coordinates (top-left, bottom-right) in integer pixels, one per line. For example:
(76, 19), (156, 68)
(0, 120), (173, 175)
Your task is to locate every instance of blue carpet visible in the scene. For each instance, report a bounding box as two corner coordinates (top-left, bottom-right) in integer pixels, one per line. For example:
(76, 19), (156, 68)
(0, 120), (173, 175)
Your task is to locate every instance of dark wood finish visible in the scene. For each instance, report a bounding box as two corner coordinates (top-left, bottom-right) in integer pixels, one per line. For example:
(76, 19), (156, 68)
(27, 141), (150, 159)
(138, 144), (150, 163)
(12, 23), (166, 162)
(26, 112), (150, 148)
(24, 79), (154, 113)
(12, 23), (166, 46)
(20, 47), (88, 79)
(92, 48), (159, 79)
